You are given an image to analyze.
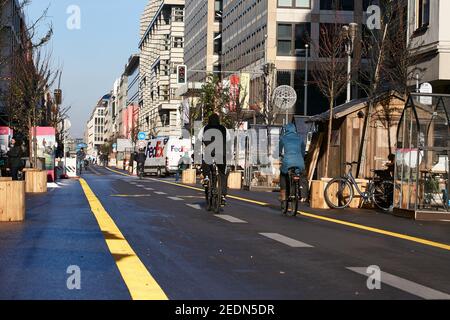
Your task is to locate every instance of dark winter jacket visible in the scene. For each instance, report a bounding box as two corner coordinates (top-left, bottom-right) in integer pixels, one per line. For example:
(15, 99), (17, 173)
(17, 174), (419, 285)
(7, 145), (24, 169)
(279, 123), (305, 174)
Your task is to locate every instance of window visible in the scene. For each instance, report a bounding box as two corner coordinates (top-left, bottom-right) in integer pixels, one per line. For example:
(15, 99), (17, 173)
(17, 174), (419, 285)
(173, 37), (183, 48)
(277, 23), (311, 57)
(320, 0), (354, 11)
(278, 0), (310, 8)
(417, 0), (430, 29)
(173, 7), (184, 22)
(277, 24), (293, 56)
(214, 33), (222, 55)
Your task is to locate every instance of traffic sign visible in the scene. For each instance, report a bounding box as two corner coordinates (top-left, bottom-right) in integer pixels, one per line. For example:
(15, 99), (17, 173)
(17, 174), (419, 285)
(138, 132), (147, 141)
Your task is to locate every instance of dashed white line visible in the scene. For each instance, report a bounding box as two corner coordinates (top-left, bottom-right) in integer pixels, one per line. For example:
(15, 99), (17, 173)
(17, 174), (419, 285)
(154, 192), (167, 195)
(145, 188), (154, 191)
(347, 267), (450, 300)
(259, 233), (314, 248)
(186, 204), (202, 210)
(168, 197), (184, 201)
(136, 185), (145, 188)
(215, 215), (248, 224)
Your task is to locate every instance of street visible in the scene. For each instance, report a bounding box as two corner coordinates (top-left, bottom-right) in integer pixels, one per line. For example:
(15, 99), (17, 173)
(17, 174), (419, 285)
(0, 165), (449, 300)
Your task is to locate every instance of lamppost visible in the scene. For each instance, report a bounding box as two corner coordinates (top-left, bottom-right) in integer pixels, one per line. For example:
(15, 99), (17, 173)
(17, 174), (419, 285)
(304, 44), (309, 116)
(342, 23), (358, 103)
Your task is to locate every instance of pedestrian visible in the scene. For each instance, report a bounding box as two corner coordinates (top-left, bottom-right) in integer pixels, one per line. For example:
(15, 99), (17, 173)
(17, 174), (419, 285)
(76, 148), (86, 175)
(176, 152), (191, 182)
(7, 138), (24, 181)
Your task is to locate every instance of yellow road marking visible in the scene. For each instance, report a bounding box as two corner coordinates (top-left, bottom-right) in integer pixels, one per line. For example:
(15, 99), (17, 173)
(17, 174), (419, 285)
(104, 167), (450, 252)
(79, 178), (168, 300)
(298, 211), (450, 251)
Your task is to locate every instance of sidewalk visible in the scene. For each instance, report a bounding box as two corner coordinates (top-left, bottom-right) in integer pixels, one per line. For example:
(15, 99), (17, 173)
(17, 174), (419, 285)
(0, 179), (130, 300)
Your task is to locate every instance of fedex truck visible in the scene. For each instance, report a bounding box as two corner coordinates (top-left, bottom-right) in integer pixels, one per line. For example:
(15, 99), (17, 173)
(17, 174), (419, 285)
(144, 137), (192, 176)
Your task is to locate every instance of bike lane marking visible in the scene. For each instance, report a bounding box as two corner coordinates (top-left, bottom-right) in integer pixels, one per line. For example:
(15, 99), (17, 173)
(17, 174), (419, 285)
(104, 167), (450, 252)
(260, 233), (314, 248)
(347, 267), (450, 300)
(215, 215), (248, 224)
(167, 197), (184, 201)
(79, 178), (168, 300)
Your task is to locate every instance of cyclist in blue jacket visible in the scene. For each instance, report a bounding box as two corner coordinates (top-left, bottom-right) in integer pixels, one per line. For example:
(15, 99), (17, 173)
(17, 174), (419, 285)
(279, 123), (306, 202)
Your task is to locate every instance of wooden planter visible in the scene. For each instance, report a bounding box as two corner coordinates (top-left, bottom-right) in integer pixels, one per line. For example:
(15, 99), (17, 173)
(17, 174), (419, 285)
(228, 171), (243, 190)
(310, 179), (370, 209)
(182, 169), (197, 185)
(0, 177), (12, 182)
(23, 169), (47, 193)
(0, 181), (26, 222)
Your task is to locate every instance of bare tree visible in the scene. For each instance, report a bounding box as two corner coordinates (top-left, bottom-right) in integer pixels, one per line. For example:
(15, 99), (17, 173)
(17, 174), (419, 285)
(311, 21), (348, 178)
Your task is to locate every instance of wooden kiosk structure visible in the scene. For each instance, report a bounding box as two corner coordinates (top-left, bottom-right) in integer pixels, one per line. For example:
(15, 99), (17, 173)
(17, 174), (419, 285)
(394, 93), (450, 221)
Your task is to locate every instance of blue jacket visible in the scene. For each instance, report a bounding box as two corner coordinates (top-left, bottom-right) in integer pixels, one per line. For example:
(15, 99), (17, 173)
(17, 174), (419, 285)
(279, 124), (305, 174)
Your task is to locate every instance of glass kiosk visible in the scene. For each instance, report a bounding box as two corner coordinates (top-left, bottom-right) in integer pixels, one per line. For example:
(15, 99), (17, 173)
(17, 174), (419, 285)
(395, 93), (450, 220)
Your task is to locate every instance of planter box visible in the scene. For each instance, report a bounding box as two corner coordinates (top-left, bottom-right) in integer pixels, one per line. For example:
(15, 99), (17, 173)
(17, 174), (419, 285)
(0, 181), (26, 222)
(228, 171), (243, 190)
(0, 177), (12, 182)
(24, 169), (47, 193)
(182, 169), (196, 185)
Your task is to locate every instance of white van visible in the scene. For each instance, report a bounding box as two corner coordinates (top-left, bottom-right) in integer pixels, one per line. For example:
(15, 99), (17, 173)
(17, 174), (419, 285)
(144, 137), (192, 176)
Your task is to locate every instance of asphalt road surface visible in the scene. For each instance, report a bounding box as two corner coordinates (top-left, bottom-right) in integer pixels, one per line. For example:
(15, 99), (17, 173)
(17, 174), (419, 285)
(0, 165), (449, 300)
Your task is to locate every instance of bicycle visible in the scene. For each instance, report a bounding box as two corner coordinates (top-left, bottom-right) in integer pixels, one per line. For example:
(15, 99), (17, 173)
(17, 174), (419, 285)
(203, 161), (223, 214)
(137, 162), (145, 180)
(281, 167), (302, 217)
(324, 162), (400, 212)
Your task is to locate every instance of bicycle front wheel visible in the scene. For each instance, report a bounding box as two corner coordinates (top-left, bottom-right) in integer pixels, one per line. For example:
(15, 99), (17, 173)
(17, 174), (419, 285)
(373, 181), (399, 212)
(324, 178), (354, 209)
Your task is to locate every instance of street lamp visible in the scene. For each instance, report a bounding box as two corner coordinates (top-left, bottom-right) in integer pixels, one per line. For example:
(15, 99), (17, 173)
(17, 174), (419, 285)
(343, 23), (358, 103)
(304, 44), (309, 116)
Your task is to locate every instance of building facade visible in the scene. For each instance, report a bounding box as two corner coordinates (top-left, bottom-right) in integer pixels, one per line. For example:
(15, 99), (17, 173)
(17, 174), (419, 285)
(139, 0), (185, 138)
(221, 0), (364, 117)
(408, 0), (450, 93)
(184, 0), (223, 82)
(85, 95), (108, 157)
(122, 54), (140, 140)
(0, 0), (28, 125)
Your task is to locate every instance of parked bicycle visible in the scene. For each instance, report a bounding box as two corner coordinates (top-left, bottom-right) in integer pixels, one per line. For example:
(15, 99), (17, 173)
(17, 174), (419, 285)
(324, 162), (400, 212)
(281, 167), (302, 217)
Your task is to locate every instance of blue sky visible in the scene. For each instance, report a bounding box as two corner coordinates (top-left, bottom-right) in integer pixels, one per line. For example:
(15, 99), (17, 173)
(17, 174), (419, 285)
(26, 0), (147, 137)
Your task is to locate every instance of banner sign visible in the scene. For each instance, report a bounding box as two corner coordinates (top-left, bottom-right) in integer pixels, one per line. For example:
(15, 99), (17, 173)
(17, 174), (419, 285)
(0, 126), (13, 156)
(32, 127), (56, 181)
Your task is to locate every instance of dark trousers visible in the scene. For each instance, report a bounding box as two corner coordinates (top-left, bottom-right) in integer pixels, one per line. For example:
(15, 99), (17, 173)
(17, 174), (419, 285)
(280, 170), (309, 199)
(202, 163), (228, 196)
(11, 167), (20, 181)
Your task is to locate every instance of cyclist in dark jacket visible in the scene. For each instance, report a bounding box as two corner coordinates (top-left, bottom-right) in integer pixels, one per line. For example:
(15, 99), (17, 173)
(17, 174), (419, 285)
(279, 123), (306, 202)
(7, 138), (24, 181)
(135, 149), (146, 175)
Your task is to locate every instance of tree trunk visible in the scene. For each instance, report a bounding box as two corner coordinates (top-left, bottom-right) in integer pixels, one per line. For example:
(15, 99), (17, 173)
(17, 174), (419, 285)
(325, 97), (334, 178)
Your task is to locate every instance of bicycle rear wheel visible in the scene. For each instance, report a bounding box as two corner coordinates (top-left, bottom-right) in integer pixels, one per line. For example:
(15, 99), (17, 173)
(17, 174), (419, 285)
(285, 180), (299, 217)
(324, 178), (354, 209)
(213, 174), (222, 214)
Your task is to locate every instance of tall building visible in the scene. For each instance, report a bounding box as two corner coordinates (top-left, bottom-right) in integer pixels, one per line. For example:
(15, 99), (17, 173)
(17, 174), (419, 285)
(139, 0), (186, 138)
(0, 0), (28, 125)
(122, 54), (140, 139)
(85, 94), (108, 157)
(221, 0), (363, 117)
(184, 0), (223, 82)
(408, 0), (450, 93)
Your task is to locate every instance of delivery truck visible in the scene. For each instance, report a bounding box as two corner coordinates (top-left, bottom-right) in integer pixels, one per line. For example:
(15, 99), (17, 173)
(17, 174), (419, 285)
(144, 137), (192, 176)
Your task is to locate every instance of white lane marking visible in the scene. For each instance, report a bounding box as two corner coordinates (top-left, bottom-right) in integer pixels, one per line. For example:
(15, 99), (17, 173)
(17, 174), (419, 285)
(168, 197), (184, 201)
(215, 215), (248, 224)
(186, 204), (202, 210)
(145, 188), (154, 191)
(347, 267), (450, 300)
(259, 233), (314, 248)
(154, 191), (167, 195)
(136, 185), (145, 187)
